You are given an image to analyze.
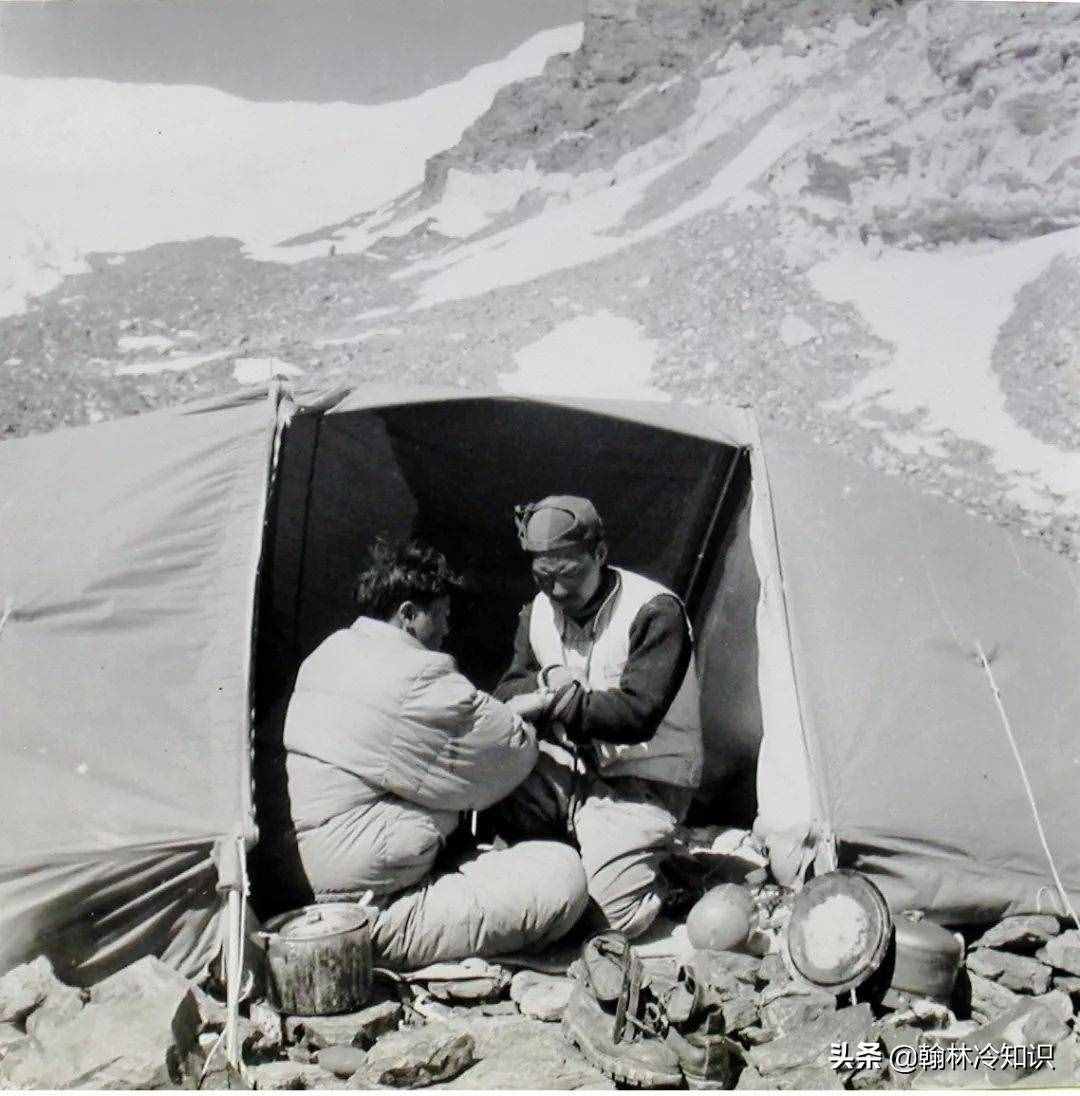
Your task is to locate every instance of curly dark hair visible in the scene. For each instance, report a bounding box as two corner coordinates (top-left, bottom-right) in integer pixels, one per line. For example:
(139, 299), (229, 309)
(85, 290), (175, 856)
(353, 538), (463, 621)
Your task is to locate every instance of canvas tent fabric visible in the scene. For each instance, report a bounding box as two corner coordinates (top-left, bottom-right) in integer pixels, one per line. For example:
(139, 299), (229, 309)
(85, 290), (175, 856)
(1, 383), (1079, 990)
(757, 425), (1080, 921)
(0, 391), (274, 984)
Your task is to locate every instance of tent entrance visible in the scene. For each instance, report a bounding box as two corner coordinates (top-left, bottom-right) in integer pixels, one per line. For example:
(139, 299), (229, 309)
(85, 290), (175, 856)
(251, 399), (764, 908)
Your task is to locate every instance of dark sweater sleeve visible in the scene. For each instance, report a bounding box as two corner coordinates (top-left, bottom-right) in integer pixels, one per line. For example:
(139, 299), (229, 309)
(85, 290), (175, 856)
(493, 604), (541, 700)
(561, 594), (692, 746)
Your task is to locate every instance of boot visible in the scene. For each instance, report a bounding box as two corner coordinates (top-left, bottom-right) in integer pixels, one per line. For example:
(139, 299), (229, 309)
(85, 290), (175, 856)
(562, 979), (685, 1089)
(665, 1027), (743, 1090)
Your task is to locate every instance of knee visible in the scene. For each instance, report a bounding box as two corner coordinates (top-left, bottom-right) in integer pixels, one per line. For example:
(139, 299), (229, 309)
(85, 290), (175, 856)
(604, 890), (663, 940)
(524, 841), (590, 921)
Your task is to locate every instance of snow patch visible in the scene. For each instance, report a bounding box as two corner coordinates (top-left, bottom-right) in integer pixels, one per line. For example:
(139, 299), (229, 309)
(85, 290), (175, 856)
(809, 226), (1080, 514)
(232, 357), (305, 384)
(354, 306), (401, 322)
(779, 315), (818, 347)
(312, 327), (403, 349)
(498, 311), (668, 401)
(117, 335), (175, 353)
(116, 349), (231, 376)
(0, 23), (582, 316)
(432, 163), (552, 237)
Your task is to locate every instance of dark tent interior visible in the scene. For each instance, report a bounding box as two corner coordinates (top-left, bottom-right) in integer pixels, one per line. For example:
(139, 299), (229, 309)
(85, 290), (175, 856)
(251, 399), (763, 912)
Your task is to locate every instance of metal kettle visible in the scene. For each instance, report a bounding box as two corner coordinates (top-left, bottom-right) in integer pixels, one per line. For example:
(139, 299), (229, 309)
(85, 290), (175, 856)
(260, 903), (374, 1016)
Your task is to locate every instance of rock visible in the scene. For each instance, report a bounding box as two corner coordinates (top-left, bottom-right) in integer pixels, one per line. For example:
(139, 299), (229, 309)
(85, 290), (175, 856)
(425, 977), (507, 1003)
(849, 1055), (891, 1090)
(479, 1001), (519, 1017)
(722, 992), (760, 1033)
(0, 968), (199, 1089)
(249, 999), (284, 1056)
(24, 985), (85, 1040)
(966, 947), (1053, 994)
(285, 999), (402, 1050)
(437, 1016), (613, 1090)
(1052, 973), (1080, 1000)
(738, 1025), (772, 1046)
(776, 1064), (846, 1089)
(761, 990), (836, 1036)
(747, 1003), (874, 1076)
(0, 957), (66, 1024)
(908, 994), (1074, 1090)
(509, 970), (545, 1003)
(419, 959), (509, 1003)
(356, 1027), (476, 1088)
(355, 998), (403, 1040)
(1038, 929), (1080, 975)
(977, 991), (1072, 1046)
(509, 973), (572, 1022)
(249, 1059), (343, 1090)
(248, 1060), (310, 1090)
(739, 1062), (845, 1089)
(972, 915), (1060, 952)
(967, 971), (1022, 1022)
(0, 1020), (27, 1049)
(92, 955), (195, 1005)
(878, 1022), (922, 1065)
(755, 953), (788, 986)
(692, 948), (762, 988)
(735, 1065), (769, 1089)
(317, 1044), (368, 1078)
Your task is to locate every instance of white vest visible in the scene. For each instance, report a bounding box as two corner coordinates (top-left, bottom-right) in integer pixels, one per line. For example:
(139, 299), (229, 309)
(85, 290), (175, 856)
(528, 567), (703, 788)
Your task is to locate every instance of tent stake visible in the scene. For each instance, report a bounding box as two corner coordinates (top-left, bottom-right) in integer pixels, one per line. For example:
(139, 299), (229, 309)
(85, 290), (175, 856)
(975, 640), (1079, 930)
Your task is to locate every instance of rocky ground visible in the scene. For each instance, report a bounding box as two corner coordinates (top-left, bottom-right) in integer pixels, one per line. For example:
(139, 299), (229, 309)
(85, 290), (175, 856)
(5, 861), (1080, 1091)
(3, 0), (1079, 561)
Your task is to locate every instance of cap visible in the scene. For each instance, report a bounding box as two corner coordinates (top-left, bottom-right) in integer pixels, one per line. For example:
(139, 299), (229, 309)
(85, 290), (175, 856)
(514, 495), (604, 552)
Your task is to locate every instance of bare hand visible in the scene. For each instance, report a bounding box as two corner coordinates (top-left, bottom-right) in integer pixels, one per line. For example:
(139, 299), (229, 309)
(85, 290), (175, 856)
(505, 689), (554, 721)
(539, 664), (579, 692)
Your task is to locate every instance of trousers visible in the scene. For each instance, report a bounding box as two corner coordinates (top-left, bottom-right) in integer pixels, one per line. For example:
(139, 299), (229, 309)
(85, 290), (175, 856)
(368, 839), (589, 970)
(493, 741), (693, 939)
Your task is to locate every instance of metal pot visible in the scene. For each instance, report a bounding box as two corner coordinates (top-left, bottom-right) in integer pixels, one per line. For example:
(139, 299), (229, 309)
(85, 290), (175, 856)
(886, 910), (963, 1004)
(261, 903), (373, 1016)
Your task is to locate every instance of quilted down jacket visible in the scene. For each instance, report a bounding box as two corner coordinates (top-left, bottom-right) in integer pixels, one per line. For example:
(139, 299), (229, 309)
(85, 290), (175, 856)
(282, 616), (538, 899)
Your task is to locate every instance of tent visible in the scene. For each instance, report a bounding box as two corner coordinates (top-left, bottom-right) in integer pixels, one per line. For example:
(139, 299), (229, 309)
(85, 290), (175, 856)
(3, 382), (1079, 1009)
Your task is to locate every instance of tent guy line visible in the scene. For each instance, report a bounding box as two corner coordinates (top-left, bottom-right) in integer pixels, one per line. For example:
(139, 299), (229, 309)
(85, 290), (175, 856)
(974, 640), (1080, 935)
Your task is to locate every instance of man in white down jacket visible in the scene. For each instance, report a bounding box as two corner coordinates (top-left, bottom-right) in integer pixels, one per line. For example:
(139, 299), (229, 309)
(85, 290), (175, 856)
(276, 539), (587, 969)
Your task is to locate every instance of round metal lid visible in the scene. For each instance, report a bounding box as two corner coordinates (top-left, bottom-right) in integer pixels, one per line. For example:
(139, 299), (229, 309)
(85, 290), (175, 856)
(784, 870), (893, 995)
(266, 903), (369, 941)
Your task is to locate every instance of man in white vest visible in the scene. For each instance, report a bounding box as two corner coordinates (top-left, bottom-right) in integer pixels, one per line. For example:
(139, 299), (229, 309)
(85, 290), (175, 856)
(494, 496), (704, 939)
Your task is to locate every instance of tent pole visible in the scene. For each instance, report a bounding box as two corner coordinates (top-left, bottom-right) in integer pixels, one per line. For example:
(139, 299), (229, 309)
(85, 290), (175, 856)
(685, 448), (745, 614)
(224, 884), (243, 1070)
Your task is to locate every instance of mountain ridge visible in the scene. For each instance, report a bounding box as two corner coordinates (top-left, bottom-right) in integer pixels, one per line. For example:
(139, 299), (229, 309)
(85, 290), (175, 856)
(2, 0), (1079, 561)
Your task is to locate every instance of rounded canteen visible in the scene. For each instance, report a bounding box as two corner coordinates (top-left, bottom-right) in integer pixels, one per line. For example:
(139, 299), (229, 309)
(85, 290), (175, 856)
(686, 883), (755, 952)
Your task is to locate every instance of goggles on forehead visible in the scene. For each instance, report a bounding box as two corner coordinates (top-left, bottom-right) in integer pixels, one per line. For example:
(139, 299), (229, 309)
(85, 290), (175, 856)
(515, 500), (599, 552)
(513, 502), (538, 548)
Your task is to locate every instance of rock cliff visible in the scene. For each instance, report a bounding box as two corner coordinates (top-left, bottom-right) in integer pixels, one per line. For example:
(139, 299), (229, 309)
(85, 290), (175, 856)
(426, 0), (1080, 247)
